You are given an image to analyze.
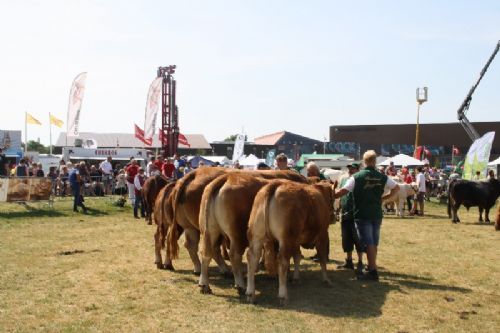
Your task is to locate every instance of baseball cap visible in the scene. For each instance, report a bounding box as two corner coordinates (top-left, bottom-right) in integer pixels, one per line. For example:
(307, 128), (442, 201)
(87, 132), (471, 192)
(347, 163), (360, 169)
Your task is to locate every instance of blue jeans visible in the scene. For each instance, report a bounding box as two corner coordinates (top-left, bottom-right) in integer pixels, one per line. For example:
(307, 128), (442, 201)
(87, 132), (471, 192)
(71, 183), (85, 211)
(134, 195), (145, 217)
(354, 219), (382, 247)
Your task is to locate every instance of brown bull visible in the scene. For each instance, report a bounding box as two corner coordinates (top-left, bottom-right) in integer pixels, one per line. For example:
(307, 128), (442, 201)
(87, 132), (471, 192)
(246, 180), (335, 305)
(198, 171), (308, 295)
(153, 182), (179, 270)
(143, 175), (170, 225)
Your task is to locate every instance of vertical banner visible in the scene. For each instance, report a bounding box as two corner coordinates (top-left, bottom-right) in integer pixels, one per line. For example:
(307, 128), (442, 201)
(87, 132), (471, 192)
(66, 72), (88, 138)
(462, 131), (495, 180)
(265, 149), (276, 167)
(232, 134), (245, 162)
(143, 77), (163, 141)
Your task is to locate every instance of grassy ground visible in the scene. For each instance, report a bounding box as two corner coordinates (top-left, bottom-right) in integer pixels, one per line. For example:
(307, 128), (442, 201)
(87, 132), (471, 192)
(0, 196), (499, 333)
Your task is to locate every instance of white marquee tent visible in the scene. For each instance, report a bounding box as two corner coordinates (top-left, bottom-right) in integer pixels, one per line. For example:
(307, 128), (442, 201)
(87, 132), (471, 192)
(378, 154), (424, 167)
(488, 156), (500, 166)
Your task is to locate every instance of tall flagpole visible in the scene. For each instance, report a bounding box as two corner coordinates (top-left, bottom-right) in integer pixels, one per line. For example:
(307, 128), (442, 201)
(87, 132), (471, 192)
(49, 113), (53, 155)
(451, 145), (455, 167)
(24, 111), (28, 154)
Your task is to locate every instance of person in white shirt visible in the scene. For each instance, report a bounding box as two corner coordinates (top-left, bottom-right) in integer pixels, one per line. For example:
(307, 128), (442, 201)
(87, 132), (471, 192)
(146, 156), (155, 177)
(133, 168), (146, 219)
(99, 156), (113, 195)
(410, 167), (427, 216)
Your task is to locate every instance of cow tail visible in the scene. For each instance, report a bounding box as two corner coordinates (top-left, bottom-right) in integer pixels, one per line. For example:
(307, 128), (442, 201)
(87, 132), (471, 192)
(263, 181), (281, 276)
(159, 183), (175, 250)
(167, 217), (180, 259)
(447, 180), (455, 218)
(199, 175), (227, 258)
(170, 171), (197, 227)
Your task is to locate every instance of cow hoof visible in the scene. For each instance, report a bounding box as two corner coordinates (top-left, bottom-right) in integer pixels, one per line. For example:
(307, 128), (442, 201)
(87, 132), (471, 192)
(199, 285), (213, 295)
(236, 286), (246, 296)
(246, 294), (256, 304)
(193, 271), (201, 276)
(164, 263), (175, 271)
(156, 262), (163, 269)
(278, 297), (288, 307)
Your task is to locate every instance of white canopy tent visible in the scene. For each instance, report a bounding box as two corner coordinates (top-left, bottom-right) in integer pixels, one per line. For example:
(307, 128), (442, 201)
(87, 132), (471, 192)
(202, 156), (231, 165)
(488, 156), (500, 166)
(378, 154), (424, 167)
(238, 154), (260, 169)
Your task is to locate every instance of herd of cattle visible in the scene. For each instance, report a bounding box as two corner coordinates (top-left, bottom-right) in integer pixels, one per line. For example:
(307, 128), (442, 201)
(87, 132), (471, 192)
(141, 167), (500, 304)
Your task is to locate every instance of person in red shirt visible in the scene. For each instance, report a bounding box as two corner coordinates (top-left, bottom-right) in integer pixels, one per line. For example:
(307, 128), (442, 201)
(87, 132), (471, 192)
(162, 158), (175, 179)
(154, 156), (164, 174)
(125, 159), (139, 204)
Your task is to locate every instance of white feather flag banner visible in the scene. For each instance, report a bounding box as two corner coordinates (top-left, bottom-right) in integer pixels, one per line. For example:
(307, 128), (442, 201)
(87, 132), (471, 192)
(143, 77), (163, 140)
(66, 72), (87, 138)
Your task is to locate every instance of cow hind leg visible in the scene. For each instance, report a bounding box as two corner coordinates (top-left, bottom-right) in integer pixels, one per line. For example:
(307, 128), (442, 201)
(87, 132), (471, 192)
(291, 248), (301, 284)
(277, 251), (290, 306)
(184, 229), (202, 275)
(213, 245), (232, 277)
(452, 203), (461, 223)
(246, 239), (264, 304)
(154, 226), (163, 269)
(485, 208), (491, 223)
(316, 232), (332, 285)
(479, 207), (484, 222)
(228, 245), (246, 295)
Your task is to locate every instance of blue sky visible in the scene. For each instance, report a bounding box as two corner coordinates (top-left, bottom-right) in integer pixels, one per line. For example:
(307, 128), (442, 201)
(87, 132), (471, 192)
(1, 0), (499, 145)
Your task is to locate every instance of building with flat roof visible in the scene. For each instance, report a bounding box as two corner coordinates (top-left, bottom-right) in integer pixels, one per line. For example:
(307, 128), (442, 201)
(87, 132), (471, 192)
(329, 122), (500, 161)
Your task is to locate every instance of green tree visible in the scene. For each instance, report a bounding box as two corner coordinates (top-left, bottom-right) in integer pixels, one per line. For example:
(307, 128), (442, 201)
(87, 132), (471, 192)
(224, 134), (247, 142)
(23, 140), (49, 154)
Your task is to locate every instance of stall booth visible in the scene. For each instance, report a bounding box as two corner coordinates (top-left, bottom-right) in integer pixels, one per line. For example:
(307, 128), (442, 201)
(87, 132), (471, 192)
(62, 147), (149, 169)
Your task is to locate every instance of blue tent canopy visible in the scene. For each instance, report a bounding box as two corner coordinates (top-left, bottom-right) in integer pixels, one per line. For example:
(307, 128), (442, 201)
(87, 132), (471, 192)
(188, 156), (215, 168)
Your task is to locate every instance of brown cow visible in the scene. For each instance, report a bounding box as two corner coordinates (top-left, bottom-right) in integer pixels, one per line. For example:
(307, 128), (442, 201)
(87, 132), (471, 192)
(153, 182), (179, 270)
(167, 167), (231, 275)
(245, 180), (335, 305)
(198, 171), (308, 295)
(143, 175), (170, 225)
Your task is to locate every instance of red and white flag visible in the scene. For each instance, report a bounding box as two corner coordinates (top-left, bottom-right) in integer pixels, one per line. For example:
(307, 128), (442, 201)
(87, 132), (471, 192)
(143, 77), (163, 141)
(178, 133), (190, 147)
(66, 72), (87, 137)
(134, 124), (152, 146)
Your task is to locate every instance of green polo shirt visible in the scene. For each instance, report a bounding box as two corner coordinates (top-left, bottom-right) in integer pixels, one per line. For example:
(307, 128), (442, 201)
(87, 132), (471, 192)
(352, 166), (388, 220)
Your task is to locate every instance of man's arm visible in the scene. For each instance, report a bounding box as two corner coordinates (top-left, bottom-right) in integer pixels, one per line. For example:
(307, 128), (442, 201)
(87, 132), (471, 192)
(334, 176), (355, 198)
(382, 177), (399, 201)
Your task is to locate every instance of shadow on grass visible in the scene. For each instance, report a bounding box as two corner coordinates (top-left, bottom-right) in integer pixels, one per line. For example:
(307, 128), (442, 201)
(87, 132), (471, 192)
(190, 265), (472, 319)
(0, 203), (66, 219)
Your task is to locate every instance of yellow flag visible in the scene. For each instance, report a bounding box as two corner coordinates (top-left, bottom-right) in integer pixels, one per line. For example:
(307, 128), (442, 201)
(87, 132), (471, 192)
(49, 114), (64, 128)
(26, 113), (42, 125)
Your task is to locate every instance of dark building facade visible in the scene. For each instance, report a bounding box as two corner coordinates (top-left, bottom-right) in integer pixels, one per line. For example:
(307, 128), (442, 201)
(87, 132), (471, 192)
(254, 131), (323, 160)
(329, 122), (500, 163)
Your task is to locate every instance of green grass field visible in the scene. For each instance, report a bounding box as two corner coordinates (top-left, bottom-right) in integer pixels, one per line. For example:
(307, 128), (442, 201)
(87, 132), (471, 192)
(0, 197), (499, 333)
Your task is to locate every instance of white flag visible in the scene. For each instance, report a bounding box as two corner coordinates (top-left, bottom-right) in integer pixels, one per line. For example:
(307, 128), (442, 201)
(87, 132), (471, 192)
(143, 77), (163, 140)
(462, 131), (495, 180)
(66, 72), (87, 138)
(232, 134), (245, 162)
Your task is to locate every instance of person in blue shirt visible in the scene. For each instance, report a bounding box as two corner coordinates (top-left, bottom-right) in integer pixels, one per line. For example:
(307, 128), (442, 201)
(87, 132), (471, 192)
(69, 165), (88, 213)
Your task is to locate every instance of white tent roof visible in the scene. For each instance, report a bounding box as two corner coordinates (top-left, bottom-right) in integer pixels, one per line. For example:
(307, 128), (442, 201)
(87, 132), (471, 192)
(378, 154), (424, 167)
(201, 156), (231, 165)
(488, 156), (500, 166)
(238, 154), (260, 167)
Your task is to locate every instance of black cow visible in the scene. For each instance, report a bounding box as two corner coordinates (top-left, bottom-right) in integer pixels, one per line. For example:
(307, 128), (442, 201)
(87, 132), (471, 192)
(447, 179), (500, 223)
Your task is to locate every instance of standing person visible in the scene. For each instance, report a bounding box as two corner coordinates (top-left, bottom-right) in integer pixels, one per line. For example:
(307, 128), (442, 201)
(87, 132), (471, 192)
(68, 164), (87, 213)
(125, 159), (139, 205)
(275, 153), (289, 170)
(154, 155), (164, 173)
(35, 163), (44, 177)
(15, 159), (28, 177)
(306, 161), (326, 180)
(335, 150), (399, 281)
(133, 168), (146, 219)
(488, 169), (496, 180)
(99, 156), (113, 195)
(0, 148), (8, 177)
(337, 163), (365, 275)
(410, 167), (426, 216)
(146, 156), (156, 177)
(162, 158), (175, 179)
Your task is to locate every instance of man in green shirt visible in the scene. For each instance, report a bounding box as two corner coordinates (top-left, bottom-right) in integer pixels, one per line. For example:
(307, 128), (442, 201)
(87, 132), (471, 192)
(335, 150), (399, 281)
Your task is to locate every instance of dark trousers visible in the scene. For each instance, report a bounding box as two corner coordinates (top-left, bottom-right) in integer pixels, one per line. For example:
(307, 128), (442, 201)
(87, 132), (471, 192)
(134, 194), (145, 217)
(341, 218), (364, 254)
(72, 183), (85, 211)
